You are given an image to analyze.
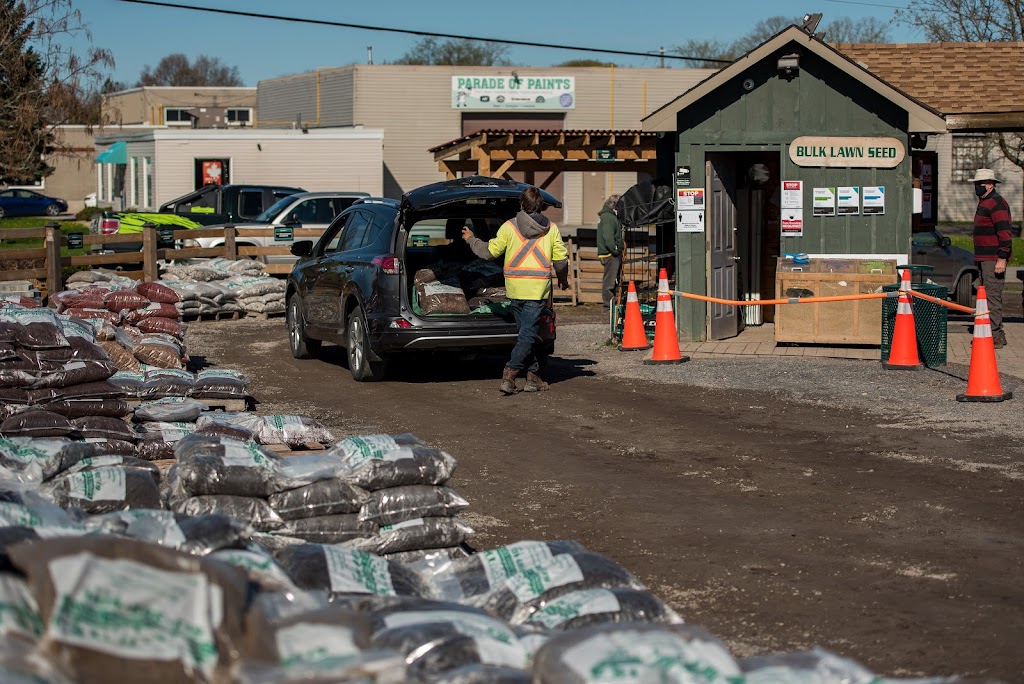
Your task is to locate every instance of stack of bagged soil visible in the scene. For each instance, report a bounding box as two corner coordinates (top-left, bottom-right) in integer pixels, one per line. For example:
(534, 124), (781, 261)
(414, 258), (511, 316)
(162, 258), (285, 316)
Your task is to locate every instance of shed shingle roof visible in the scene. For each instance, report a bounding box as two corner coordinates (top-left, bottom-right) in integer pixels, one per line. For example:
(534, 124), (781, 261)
(834, 41), (1024, 115)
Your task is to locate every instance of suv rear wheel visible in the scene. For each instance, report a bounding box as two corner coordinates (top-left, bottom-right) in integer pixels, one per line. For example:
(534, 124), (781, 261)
(347, 305), (387, 381)
(954, 273), (974, 308)
(287, 296), (321, 359)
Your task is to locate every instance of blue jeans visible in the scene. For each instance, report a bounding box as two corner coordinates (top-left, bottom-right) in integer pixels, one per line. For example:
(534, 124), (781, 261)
(507, 299), (545, 373)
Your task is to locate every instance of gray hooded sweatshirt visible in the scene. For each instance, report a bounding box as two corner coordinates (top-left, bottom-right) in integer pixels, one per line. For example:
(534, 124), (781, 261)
(465, 211), (569, 281)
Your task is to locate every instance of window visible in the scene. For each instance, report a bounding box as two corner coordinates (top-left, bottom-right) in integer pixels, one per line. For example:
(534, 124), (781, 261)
(144, 157), (154, 208)
(337, 211), (373, 252)
(952, 134), (995, 182)
(164, 107), (193, 126)
(225, 108), (252, 125)
(131, 157), (143, 207)
(237, 190), (263, 219)
(320, 213), (351, 254)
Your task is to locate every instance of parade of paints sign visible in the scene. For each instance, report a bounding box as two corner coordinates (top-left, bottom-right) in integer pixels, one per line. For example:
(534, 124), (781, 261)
(452, 76), (576, 110)
(788, 136), (905, 168)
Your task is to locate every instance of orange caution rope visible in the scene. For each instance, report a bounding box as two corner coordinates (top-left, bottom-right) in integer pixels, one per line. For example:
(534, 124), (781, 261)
(907, 289), (975, 314)
(669, 290), (895, 306)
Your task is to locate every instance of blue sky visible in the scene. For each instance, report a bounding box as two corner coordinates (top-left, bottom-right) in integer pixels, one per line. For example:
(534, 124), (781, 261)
(76, 0), (919, 87)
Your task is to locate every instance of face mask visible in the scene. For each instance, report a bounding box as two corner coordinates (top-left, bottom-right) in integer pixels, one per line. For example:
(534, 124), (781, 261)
(975, 184), (988, 197)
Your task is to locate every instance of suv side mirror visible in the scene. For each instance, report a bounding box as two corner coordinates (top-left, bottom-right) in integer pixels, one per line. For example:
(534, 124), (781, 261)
(291, 240), (313, 257)
(939, 236), (951, 248)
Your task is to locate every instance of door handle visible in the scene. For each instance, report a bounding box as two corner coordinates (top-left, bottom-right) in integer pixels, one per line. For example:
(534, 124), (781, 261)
(731, 256), (741, 261)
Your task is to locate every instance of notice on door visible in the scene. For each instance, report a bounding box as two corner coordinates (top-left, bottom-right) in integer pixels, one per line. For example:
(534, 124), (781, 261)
(837, 186), (860, 215)
(781, 208), (804, 237)
(862, 186), (885, 215)
(677, 188), (704, 207)
(812, 187), (836, 216)
(781, 181), (803, 209)
(677, 209), (704, 233)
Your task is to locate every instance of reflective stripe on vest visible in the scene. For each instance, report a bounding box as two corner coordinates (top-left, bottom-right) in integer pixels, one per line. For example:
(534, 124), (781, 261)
(504, 221), (553, 279)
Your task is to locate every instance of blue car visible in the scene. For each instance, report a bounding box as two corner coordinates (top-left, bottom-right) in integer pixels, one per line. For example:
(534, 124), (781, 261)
(0, 189), (68, 219)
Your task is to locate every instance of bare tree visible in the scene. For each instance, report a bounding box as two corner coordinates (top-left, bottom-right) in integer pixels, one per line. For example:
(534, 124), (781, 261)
(137, 53), (244, 87)
(394, 37), (510, 66)
(672, 39), (735, 68)
(824, 16), (892, 43)
(897, 0), (1023, 41)
(0, 0), (113, 185)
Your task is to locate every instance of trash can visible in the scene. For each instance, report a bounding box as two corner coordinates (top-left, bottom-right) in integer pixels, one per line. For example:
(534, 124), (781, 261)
(881, 281), (948, 367)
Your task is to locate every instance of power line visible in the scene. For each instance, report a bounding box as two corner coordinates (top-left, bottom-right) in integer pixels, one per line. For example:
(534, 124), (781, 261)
(822, 0), (909, 9)
(114, 0), (733, 65)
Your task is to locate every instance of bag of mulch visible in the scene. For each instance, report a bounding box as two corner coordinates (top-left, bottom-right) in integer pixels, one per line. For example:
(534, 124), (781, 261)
(0, 410), (76, 438)
(136, 421), (197, 444)
(531, 624), (742, 684)
(71, 416), (137, 442)
(8, 536), (250, 684)
(52, 290), (106, 312)
(30, 359), (117, 389)
(171, 433), (286, 499)
(0, 308), (69, 350)
(137, 317), (184, 337)
(65, 271), (109, 286)
(44, 465), (161, 514)
(208, 548), (296, 591)
(51, 380), (125, 402)
(458, 259), (505, 292)
(136, 281), (181, 304)
(124, 303), (181, 325)
(0, 573), (43, 644)
(98, 340), (140, 371)
(134, 335), (183, 369)
(524, 588), (681, 631)
(223, 276), (285, 298)
(135, 397), (206, 423)
(250, 415), (336, 447)
(384, 547), (469, 569)
(321, 434), (456, 490)
(135, 434), (176, 461)
(190, 369), (248, 399)
(359, 485), (469, 526)
(0, 437), (100, 482)
(740, 647), (879, 684)
(272, 543), (431, 597)
(58, 316), (98, 341)
(369, 603), (529, 679)
(81, 438), (138, 459)
(473, 552), (645, 624)
(64, 338), (110, 363)
(196, 421), (255, 443)
(44, 397), (132, 419)
(59, 453), (158, 480)
(417, 282), (471, 315)
(102, 289), (150, 313)
(64, 307), (122, 326)
(108, 371), (146, 397)
(268, 479), (368, 521)
(433, 541), (586, 603)
(172, 494), (285, 532)
(345, 517), (474, 556)
(277, 514), (378, 545)
(141, 369), (195, 398)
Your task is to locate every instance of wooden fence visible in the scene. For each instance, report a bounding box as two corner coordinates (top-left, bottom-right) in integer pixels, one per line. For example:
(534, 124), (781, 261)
(0, 223), (326, 296)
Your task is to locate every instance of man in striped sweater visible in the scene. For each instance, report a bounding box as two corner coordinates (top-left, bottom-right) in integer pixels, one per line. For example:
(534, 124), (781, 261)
(970, 168), (1012, 348)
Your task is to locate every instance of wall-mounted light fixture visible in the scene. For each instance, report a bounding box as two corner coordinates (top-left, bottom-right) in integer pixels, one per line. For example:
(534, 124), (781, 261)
(777, 53), (800, 78)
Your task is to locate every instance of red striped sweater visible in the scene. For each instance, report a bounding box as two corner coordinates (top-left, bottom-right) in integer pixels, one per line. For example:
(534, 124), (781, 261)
(973, 191), (1013, 261)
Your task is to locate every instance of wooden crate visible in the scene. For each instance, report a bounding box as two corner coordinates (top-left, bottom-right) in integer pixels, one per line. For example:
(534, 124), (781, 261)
(775, 269), (893, 344)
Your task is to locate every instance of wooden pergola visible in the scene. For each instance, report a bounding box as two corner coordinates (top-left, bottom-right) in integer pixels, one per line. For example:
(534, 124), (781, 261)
(430, 129), (659, 186)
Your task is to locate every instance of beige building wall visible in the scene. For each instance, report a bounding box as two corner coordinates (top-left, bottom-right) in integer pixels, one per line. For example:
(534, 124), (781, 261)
(103, 87), (257, 127)
(259, 65), (715, 224)
(927, 133), (1024, 224)
(41, 126), (99, 213)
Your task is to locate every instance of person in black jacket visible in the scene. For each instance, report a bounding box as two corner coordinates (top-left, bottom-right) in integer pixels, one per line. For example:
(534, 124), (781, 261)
(596, 195), (623, 310)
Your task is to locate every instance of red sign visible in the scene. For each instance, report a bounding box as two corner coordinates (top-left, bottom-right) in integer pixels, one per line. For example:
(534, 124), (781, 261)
(783, 181), (801, 190)
(201, 160), (225, 186)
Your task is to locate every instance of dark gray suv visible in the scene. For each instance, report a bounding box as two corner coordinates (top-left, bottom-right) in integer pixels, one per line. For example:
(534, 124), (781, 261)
(285, 177), (561, 381)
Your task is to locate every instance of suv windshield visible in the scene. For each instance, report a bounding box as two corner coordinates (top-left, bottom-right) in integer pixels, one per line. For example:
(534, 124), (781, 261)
(254, 194), (299, 223)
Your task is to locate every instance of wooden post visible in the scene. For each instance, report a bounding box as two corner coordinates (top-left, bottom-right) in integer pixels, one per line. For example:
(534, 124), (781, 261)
(224, 225), (237, 260)
(142, 222), (159, 282)
(44, 222), (62, 299)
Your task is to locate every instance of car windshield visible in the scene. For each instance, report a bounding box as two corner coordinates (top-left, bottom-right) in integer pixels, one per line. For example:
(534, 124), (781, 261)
(254, 195), (299, 222)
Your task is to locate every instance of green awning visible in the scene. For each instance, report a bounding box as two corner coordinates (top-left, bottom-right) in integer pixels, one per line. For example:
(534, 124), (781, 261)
(96, 140), (127, 164)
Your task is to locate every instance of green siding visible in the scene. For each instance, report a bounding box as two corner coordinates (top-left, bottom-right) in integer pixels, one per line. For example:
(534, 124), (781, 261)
(671, 42), (913, 341)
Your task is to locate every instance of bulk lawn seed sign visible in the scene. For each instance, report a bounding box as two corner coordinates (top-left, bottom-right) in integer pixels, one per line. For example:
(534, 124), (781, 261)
(452, 76), (576, 110)
(788, 137), (905, 168)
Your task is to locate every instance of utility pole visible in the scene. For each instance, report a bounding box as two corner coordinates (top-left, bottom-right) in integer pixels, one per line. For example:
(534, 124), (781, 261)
(367, 46), (373, 65)
(659, 47), (665, 68)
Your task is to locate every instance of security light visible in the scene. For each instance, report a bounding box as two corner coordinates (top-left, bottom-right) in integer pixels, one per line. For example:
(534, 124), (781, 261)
(777, 53), (800, 75)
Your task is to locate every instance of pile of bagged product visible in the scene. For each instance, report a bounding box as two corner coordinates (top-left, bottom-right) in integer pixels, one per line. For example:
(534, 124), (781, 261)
(161, 258), (286, 317)
(414, 258), (511, 316)
(0, 304), (982, 683)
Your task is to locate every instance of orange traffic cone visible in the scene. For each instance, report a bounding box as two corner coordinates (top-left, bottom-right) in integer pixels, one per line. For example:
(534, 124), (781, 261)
(644, 269), (689, 365)
(883, 269), (923, 370)
(957, 285), (1012, 402)
(618, 281), (651, 351)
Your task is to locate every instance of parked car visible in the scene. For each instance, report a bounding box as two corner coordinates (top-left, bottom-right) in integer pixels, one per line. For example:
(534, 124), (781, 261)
(285, 177), (562, 381)
(194, 191), (369, 264)
(0, 189), (67, 218)
(910, 229), (978, 306)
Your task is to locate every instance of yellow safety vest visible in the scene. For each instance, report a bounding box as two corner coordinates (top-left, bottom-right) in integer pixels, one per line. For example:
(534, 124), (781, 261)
(488, 219), (567, 300)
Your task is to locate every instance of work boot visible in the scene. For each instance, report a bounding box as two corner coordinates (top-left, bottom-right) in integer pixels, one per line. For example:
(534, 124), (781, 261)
(499, 367), (520, 395)
(993, 330), (1007, 349)
(524, 371), (549, 392)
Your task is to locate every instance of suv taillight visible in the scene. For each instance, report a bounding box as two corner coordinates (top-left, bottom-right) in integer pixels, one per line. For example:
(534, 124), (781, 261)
(100, 218), (120, 235)
(372, 255), (400, 275)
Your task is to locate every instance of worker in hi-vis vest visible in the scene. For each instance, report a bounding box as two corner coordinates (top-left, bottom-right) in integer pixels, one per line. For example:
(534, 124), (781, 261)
(463, 186), (570, 395)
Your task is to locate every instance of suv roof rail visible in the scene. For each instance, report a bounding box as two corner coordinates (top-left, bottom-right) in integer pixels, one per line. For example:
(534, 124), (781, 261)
(353, 197), (400, 207)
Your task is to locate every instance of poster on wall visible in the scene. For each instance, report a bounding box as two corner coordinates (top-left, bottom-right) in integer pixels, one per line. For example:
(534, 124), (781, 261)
(837, 186), (860, 215)
(921, 163), (933, 190)
(194, 158), (230, 189)
(451, 76), (575, 110)
(677, 209), (704, 233)
(781, 208), (804, 236)
(862, 186), (885, 215)
(781, 180), (803, 209)
(812, 187), (836, 216)
(922, 192), (933, 220)
(677, 188), (704, 207)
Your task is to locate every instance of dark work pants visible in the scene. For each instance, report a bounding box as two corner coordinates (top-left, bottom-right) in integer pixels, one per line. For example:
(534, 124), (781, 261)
(507, 299), (545, 373)
(977, 259), (1005, 333)
(600, 254), (621, 308)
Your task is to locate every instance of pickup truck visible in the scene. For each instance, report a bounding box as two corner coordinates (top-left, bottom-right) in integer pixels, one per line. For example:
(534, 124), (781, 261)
(194, 191), (369, 264)
(90, 183), (305, 252)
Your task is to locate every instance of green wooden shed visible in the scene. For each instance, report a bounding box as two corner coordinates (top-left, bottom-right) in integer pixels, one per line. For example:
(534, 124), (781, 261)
(643, 26), (946, 342)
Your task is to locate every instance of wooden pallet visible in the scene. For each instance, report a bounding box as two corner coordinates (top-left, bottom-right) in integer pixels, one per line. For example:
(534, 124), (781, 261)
(242, 310), (285, 321)
(180, 310), (241, 322)
(265, 441), (328, 456)
(125, 397), (249, 412)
